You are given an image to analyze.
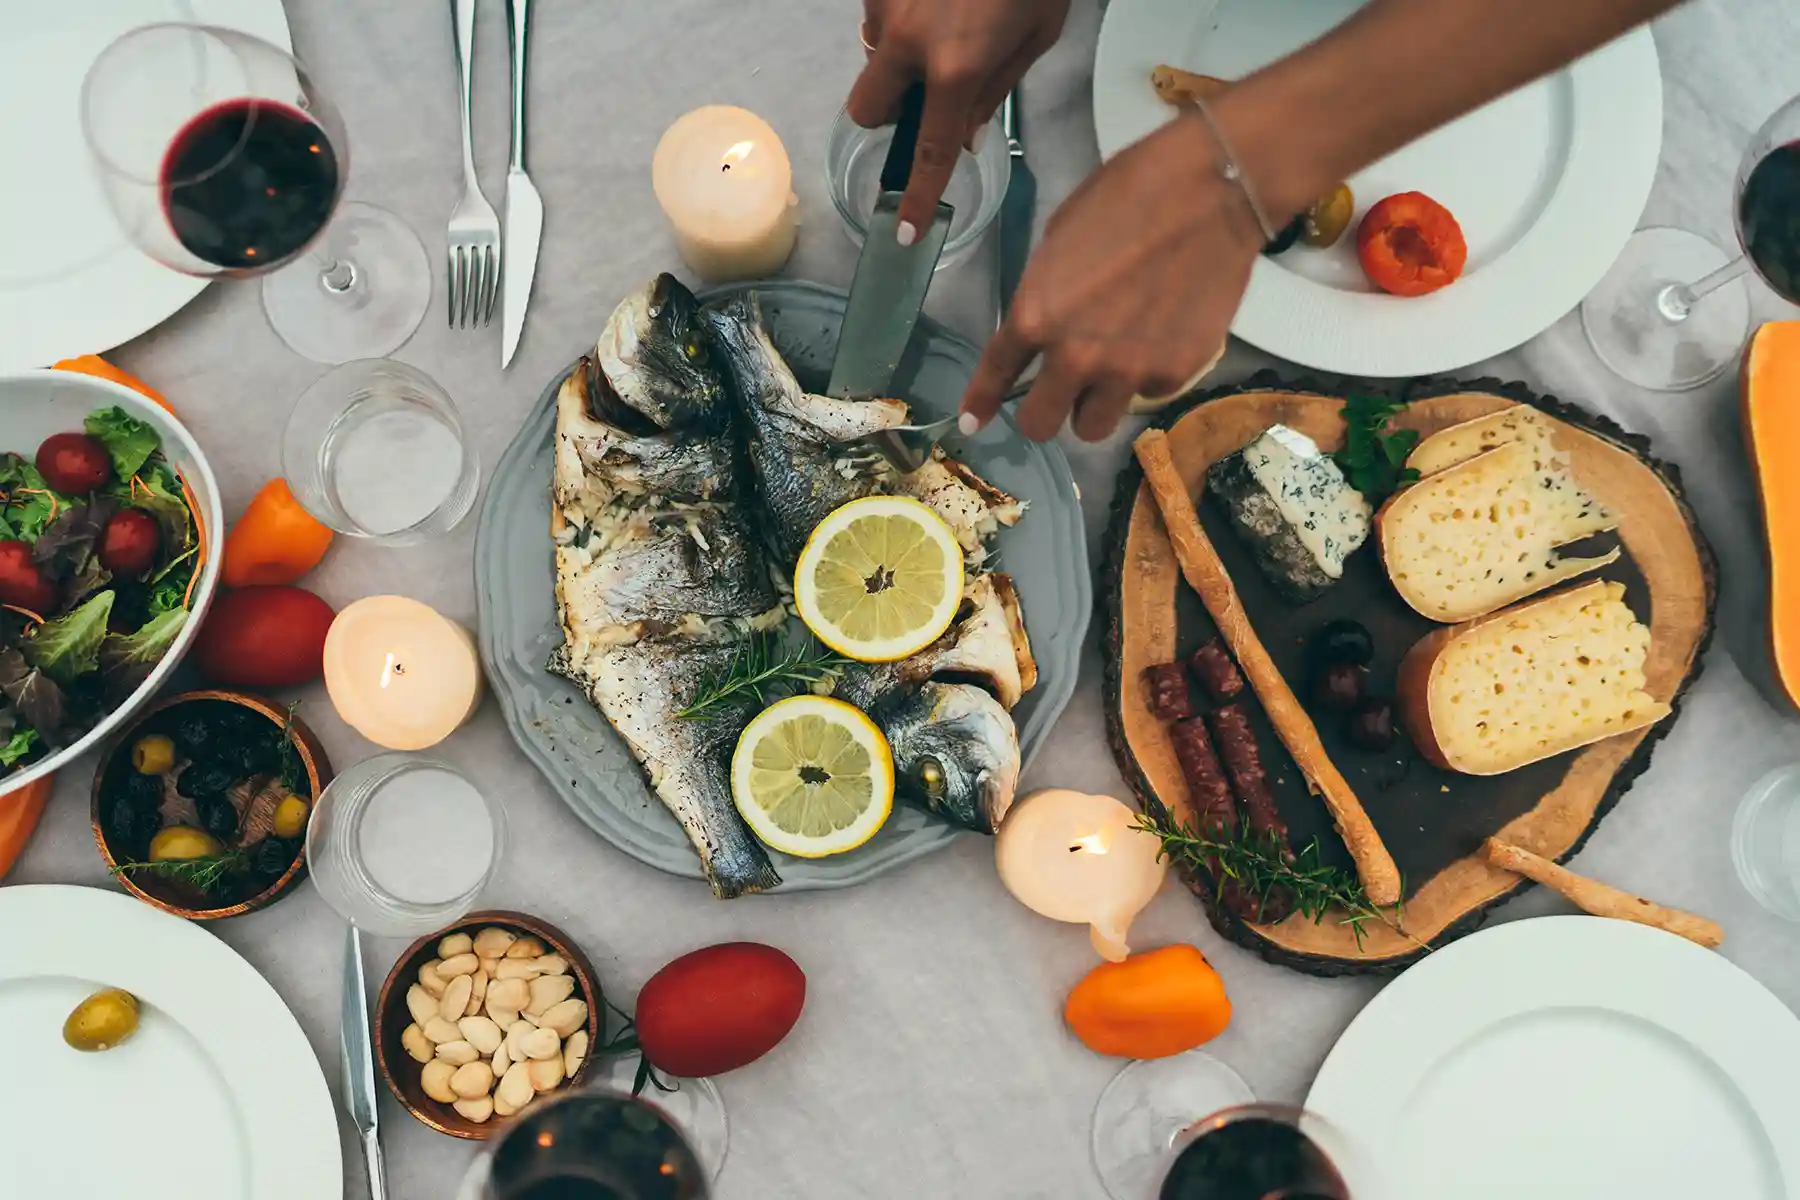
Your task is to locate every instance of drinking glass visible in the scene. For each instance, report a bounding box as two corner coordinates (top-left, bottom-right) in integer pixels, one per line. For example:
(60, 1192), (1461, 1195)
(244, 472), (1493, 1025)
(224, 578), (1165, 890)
(1154, 1105), (1370, 1200)
(1732, 762), (1800, 920)
(1091, 1050), (1255, 1199)
(305, 753), (505, 938)
(282, 358), (479, 544)
(81, 23), (430, 363)
(1581, 93), (1800, 391)
(454, 1087), (719, 1200)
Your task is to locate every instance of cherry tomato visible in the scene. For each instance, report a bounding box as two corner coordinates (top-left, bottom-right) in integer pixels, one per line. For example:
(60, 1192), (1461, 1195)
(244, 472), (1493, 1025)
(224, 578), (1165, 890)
(193, 586), (335, 688)
(0, 541), (56, 614)
(1356, 192), (1468, 297)
(98, 509), (161, 576)
(635, 943), (805, 1077)
(34, 433), (113, 494)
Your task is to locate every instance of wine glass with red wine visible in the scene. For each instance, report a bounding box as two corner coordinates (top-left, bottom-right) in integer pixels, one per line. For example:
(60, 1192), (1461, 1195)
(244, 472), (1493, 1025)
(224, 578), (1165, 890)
(1581, 93), (1800, 391)
(455, 1087), (717, 1200)
(80, 24), (429, 363)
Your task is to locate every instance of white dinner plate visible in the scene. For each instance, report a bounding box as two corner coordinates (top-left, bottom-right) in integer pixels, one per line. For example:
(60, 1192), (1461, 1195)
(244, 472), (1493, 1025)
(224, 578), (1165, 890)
(1092, 0), (1662, 377)
(1306, 917), (1800, 1200)
(0, 885), (341, 1200)
(0, 0), (293, 371)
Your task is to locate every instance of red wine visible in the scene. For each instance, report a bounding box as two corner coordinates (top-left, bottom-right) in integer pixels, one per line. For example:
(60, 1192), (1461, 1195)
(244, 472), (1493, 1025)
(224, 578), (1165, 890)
(1740, 139), (1800, 304)
(160, 99), (339, 270)
(512, 1178), (626, 1200)
(1159, 1116), (1350, 1200)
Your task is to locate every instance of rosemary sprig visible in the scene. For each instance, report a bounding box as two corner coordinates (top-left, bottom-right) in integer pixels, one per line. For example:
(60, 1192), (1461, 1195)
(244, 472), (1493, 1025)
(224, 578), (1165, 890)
(677, 632), (849, 720)
(274, 701), (309, 796)
(1134, 810), (1422, 953)
(112, 848), (248, 894)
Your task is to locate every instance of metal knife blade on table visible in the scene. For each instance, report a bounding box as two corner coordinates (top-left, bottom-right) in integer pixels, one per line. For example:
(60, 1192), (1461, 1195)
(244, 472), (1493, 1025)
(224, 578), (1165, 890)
(827, 83), (954, 420)
(341, 924), (387, 1200)
(995, 88), (1036, 321)
(501, 0), (542, 369)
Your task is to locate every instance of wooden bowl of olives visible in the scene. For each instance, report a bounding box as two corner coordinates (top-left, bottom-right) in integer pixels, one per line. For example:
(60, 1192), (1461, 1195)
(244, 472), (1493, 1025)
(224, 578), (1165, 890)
(90, 690), (332, 920)
(375, 912), (604, 1139)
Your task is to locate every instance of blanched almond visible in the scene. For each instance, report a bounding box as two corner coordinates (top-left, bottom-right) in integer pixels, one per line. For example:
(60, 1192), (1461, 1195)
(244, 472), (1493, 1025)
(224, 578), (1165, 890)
(519, 1026), (561, 1061)
(437, 953), (480, 978)
(495, 958), (541, 981)
(525, 974), (574, 1017)
(451, 1061), (495, 1099)
(439, 975), (473, 1023)
(540, 998), (588, 1039)
(422, 1016), (462, 1044)
(421, 1059), (457, 1104)
(453, 1095), (494, 1124)
(465, 970), (488, 1017)
(458, 1016), (503, 1056)
(492, 1041), (510, 1077)
(417, 959), (449, 998)
(405, 984), (437, 1027)
(473, 928), (516, 959)
(532, 954), (569, 976)
(488, 977), (530, 1012)
(504, 1020), (533, 1061)
(528, 1055), (565, 1092)
(438, 932), (474, 958)
(497, 1061), (534, 1109)
(435, 1040), (478, 1066)
(492, 1089), (518, 1118)
(506, 936), (548, 959)
(401, 1023), (433, 1064)
(562, 1029), (588, 1078)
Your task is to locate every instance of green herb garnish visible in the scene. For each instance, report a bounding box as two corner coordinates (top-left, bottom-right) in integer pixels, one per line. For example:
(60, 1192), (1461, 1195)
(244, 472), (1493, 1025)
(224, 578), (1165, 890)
(1134, 809), (1421, 952)
(677, 632), (849, 720)
(111, 848), (248, 894)
(275, 702), (310, 796)
(1333, 393), (1421, 501)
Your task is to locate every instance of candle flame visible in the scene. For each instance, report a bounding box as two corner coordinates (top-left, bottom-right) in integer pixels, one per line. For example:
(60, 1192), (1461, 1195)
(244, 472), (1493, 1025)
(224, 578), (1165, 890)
(720, 140), (755, 169)
(1069, 832), (1110, 855)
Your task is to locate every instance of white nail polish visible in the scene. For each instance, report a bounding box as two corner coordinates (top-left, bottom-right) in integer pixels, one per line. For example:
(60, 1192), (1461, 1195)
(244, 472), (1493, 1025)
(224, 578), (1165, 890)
(958, 412), (982, 436)
(896, 221), (919, 248)
(970, 125), (988, 155)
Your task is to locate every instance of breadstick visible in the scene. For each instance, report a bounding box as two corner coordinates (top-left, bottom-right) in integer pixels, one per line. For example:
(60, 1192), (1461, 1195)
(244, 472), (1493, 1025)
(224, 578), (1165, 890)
(1151, 65), (1230, 107)
(1482, 839), (1724, 949)
(1133, 430), (1402, 906)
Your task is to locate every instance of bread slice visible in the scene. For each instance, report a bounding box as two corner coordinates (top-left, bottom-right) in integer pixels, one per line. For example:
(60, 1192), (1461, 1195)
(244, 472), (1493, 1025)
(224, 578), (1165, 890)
(1397, 580), (1670, 775)
(1378, 439), (1618, 622)
(1407, 405), (1565, 478)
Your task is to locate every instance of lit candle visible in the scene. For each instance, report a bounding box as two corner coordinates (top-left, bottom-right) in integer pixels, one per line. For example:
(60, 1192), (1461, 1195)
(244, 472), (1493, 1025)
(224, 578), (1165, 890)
(653, 105), (797, 281)
(994, 789), (1168, 961)
(323, 596), (483, 751)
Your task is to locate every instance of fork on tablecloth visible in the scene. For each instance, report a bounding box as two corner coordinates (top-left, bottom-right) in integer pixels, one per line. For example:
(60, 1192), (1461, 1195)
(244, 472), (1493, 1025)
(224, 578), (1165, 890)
(447, 0), (501, 327)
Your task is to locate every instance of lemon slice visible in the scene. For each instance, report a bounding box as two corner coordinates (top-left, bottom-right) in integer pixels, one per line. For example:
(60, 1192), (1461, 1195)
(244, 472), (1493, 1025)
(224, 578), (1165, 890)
(794, 495), (964, 663)
(730, 695), (895, 858)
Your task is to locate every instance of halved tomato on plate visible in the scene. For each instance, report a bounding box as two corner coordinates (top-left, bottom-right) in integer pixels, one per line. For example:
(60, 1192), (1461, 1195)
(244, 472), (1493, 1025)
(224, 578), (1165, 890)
(1357, 192), (1468, 297)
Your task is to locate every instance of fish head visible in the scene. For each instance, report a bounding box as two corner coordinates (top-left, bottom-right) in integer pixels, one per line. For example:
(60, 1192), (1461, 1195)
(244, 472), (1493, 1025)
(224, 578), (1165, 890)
(880, 682), (1021, 832)
(597, 274), (726, 430)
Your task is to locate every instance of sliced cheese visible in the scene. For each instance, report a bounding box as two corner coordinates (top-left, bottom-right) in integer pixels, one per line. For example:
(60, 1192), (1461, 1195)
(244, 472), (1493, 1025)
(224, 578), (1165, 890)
(1378, 439), (1618, 622)
(1407, 406), (1563, 478)
(1207, 424), (1371, 603)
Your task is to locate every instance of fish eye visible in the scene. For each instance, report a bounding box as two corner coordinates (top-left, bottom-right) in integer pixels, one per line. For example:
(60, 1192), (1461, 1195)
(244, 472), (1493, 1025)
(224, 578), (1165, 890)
(684, 336), (703, 360)
(915, 756), (946, 796)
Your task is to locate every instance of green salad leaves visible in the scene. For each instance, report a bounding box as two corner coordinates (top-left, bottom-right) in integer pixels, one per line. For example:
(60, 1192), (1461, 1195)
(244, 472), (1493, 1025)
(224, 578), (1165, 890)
(85, 407), (161, 480)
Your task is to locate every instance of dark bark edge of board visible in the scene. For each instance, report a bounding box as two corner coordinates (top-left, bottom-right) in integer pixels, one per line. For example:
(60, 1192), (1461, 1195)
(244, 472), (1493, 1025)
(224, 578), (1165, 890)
(1100, 370), (1720, 977)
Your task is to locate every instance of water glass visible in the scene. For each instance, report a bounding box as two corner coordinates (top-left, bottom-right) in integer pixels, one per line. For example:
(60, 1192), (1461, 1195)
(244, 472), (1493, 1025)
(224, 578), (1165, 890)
(305, 753), (505, 937)
(282, 358), (478, 544)
(1732, 762), (1800, 920)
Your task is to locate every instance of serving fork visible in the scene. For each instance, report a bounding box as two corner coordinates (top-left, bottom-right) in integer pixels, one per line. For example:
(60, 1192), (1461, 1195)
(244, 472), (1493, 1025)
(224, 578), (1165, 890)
(448, 0), (501, 327)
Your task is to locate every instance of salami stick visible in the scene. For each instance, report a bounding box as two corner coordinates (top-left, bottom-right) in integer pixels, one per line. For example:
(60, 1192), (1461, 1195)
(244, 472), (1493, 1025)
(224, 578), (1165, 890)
(1188, 637), (1245, 703)
(1144, 663), (1195, 721)
(1134, 429), (1402, 906)
(1482, 839), (1724, 949)
(1206, 704), (1289, 852)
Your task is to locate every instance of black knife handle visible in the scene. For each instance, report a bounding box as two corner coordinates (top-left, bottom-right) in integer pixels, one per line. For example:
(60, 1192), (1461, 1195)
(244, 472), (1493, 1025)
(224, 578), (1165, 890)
(880, 83), (928, 195)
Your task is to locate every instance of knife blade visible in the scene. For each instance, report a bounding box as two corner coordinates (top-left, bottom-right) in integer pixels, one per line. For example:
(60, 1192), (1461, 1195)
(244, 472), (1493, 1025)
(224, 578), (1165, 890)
(501, 0), (541, 369)
(995, 89), (1035, 321)
(341, 925), (388, 1200)
(827, 83), (953, 410)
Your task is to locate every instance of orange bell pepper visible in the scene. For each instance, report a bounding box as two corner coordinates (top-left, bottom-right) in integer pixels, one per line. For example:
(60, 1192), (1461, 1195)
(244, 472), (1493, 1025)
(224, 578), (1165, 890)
(1065, 944), (1232, 1059)
(52, 355), (177, 416)
(0, 775), (53, 880)
(222, 478), (334, 587)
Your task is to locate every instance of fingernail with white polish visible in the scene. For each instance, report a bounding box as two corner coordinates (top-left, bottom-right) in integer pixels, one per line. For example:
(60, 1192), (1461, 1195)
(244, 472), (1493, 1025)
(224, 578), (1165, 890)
(896, 221), (918, 248)
(970, 125), (988, 155)
(958, 412), (982, 436)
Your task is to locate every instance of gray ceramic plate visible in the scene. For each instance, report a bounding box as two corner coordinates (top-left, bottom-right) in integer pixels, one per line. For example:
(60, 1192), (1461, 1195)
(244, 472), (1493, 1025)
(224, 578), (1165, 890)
(474, 281), (1090, 892)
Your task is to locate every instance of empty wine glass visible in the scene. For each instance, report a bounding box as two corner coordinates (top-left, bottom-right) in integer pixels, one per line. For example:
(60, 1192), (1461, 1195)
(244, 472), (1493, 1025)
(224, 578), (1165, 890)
(1581, 93), (1800, 390)
(81, 23), (429, 363)
(1091, 1050), (1256, 1199)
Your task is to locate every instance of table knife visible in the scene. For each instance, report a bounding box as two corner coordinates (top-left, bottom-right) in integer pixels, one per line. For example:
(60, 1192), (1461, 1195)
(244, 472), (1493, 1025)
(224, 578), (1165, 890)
(995, 88), (1035, 321)
(828, 83), (953, 425)
(341, 925), (388, 1200)
(500, 0), (542, 369)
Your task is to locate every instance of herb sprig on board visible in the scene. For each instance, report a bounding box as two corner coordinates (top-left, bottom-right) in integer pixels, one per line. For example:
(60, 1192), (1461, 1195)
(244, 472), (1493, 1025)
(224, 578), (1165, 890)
(1333, 393), (1421, 501)
(677, 633), (850, 720)
(1134, 809), (1422, 952)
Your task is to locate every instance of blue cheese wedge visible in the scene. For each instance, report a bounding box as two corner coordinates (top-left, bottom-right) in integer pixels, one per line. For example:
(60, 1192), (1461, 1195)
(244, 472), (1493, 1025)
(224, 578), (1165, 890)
(1206, 424), (1372, 603)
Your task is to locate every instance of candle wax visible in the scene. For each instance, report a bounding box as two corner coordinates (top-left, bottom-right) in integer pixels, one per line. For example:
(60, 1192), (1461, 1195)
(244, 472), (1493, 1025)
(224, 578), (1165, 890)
(324, 596), (484, 751)
(653, 105), (797, 281)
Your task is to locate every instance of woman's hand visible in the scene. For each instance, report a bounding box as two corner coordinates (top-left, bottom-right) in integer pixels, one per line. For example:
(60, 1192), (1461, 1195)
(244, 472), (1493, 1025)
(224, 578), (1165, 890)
(960, 114), (1268, 442)
(848, 0), (1069, 239)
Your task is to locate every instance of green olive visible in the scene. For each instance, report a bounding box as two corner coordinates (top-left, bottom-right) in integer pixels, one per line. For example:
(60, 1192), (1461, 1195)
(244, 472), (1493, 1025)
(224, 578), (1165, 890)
(131, 734), (176, 776)
(63, 988), (140, 1052)
(272, 795), (310, 839)
(1302, 183), (1355, 248)
(149, 825), (224, 863)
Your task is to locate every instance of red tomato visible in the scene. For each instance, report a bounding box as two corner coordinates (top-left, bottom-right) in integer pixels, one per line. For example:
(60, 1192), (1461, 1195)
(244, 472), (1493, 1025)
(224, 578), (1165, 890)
(194, 585), (334, 688)
(1356, 192), (1468, 297)
(34, 433), (113, 494)
(0, 541), (56, 613)
(636, 943), (805, 1077)
(98, 509), (161, 575)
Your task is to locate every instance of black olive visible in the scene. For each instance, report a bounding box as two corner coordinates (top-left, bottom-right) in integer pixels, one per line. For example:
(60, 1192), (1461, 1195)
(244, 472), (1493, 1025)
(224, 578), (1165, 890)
(251, 836), (296, 878)
(177, 761), (238, 800)
(1262, 214), (1305, 256)
(107, 797), (158, 856)
(1348, 696), (1398, 752)
(171, 713), (217, 758)
(122, 771), (166, 811)
(195, 794), (239, 839)
(207, 739), (262, 778)
(1311, 662), (1368, 712)
(1310, 619), (1375, 668)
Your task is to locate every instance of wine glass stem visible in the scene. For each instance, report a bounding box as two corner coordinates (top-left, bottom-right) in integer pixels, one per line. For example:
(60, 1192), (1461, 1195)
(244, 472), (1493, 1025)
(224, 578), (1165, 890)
(1658, 254), (1749, 321)
(311, 251), (356, 295)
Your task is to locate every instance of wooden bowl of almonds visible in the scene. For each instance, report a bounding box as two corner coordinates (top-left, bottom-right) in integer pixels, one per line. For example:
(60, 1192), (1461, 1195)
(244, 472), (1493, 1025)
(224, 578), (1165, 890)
(375, 912), (603, 1138)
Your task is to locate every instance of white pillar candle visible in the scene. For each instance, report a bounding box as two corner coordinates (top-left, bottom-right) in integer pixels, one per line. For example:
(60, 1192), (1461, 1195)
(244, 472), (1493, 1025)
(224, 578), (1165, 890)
(323, 596), (484, 751)
(994, 789), (1168, 961)
(653, 105), (798, 282)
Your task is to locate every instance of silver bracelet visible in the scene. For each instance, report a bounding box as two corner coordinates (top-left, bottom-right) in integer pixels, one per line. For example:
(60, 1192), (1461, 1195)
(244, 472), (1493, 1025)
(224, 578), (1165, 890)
(1188, 96), (1279, 244)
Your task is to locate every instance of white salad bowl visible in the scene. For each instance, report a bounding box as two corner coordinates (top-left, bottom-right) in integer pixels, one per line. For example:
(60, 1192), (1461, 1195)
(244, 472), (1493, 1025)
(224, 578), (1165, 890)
(0, 369), (223, 794)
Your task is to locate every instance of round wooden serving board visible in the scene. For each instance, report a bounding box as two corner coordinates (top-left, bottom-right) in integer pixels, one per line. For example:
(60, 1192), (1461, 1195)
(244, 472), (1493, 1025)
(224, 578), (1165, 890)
(1104, 373), (1716, 975)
